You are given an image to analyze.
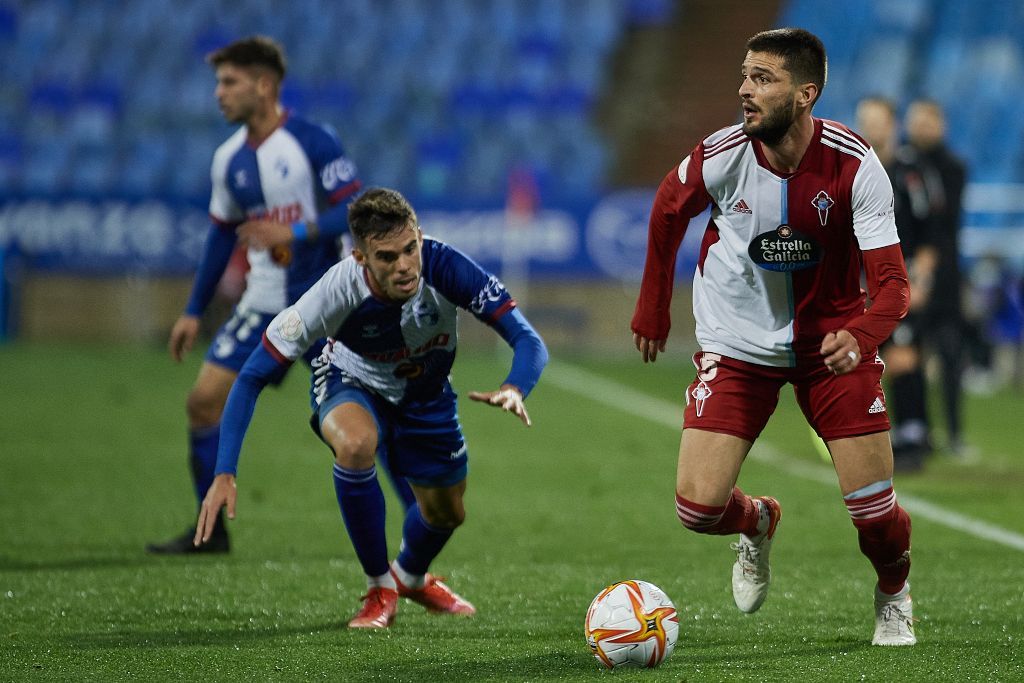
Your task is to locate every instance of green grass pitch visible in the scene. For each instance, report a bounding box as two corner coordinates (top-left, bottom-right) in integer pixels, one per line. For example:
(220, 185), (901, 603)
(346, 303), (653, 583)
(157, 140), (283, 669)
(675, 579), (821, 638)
(1, 342), (1021, 681)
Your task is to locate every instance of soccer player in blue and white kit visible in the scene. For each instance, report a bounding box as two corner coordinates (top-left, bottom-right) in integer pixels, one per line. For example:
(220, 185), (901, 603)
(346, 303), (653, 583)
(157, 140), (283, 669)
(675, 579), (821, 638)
(193, 188), (548, 628)
(148, 37), (413, 554)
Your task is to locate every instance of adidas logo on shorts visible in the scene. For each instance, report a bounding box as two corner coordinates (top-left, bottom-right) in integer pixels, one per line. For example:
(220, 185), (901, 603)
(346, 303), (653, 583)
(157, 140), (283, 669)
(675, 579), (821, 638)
(867, 397), (886, 414)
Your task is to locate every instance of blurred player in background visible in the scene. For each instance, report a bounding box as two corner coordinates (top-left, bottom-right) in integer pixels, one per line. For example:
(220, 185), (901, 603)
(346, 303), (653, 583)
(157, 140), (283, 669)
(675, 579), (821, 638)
(632, 29), (916, 645)
(148, 36), (414, 555)
(904, 99), (970, 456)
(855, 97), (934, 471)
(193, 188), (548, 629)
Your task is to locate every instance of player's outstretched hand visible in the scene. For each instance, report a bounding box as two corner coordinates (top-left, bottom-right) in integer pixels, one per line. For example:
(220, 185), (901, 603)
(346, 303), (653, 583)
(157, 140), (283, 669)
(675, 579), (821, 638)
(237, 219), (294, 250)
(821, 329), (860, 376)
(468, 384), (532, 427)
(168, 315), (201, 362)
(194, 473), (237, 547)
(633, 332), (667, 363)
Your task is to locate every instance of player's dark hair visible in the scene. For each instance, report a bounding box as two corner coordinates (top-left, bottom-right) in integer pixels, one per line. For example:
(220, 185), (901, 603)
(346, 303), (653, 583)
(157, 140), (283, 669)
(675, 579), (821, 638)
(348, 188), (418, 244)
(746, 28), (827, 106)
(206, 35), (287, 80)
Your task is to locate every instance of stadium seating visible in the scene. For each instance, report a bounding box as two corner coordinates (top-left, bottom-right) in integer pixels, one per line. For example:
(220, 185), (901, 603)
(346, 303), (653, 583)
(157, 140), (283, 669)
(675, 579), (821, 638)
(779, 0), (1024, 182)
(2, 0), (1021, 206)
(0, 0), (673, 204)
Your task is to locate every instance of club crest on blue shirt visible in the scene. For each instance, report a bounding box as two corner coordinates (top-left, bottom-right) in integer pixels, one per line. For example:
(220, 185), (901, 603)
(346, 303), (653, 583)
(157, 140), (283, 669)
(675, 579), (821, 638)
(413, 300), (440, 326)
(275, 157), (289, 178)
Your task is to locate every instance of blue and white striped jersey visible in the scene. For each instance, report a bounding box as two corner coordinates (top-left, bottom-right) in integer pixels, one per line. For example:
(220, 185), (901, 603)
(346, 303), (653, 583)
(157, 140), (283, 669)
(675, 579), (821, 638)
(209, 111), (361, 313)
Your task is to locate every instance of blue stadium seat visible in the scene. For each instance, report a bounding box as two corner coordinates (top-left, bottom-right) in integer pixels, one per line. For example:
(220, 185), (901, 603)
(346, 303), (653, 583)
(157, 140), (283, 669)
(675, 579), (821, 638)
(0, 0), (663, 204)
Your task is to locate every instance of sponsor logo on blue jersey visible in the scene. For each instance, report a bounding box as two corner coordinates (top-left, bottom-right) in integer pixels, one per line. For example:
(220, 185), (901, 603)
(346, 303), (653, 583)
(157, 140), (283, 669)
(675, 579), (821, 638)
(469, 275), (507, 315)
(321, 156), (357, 190)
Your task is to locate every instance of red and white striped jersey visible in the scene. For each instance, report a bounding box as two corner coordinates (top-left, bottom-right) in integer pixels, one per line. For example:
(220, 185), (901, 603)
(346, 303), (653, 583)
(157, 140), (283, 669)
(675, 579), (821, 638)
(633, 118), (900, 367)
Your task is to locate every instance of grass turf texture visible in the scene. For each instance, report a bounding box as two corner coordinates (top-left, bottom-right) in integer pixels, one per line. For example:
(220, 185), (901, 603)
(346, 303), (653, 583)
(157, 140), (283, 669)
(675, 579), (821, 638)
(1, 342), (1021, 681)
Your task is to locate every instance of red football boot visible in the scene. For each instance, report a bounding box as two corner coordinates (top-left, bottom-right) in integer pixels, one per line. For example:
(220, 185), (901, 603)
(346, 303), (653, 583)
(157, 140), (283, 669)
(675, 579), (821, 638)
(393, 572), (476, 616)
(347, 587), (399, 628)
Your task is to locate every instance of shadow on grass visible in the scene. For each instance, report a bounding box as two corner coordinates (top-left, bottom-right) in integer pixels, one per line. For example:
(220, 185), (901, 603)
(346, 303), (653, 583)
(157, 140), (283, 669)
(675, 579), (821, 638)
(0, 554), (158, 572)
(61, 620), (343, 649)
(339, 652), (595, 681)
(0, 546), (342, 573)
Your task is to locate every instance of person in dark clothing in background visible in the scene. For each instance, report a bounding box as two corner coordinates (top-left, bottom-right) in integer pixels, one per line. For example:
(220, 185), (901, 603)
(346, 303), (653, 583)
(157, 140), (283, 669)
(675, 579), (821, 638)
(856, 97), (935, 470)
(904, 99), (970, 457)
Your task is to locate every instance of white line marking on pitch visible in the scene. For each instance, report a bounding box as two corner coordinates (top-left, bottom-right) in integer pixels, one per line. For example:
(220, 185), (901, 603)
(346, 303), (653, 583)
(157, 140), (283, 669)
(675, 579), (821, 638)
(546, 361), (1024, 552)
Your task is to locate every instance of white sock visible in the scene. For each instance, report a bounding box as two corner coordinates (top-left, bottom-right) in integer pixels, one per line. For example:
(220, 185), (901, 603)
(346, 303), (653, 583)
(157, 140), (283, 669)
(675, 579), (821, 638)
(367, 572), (397, 590)
(391, 560), (426, 589)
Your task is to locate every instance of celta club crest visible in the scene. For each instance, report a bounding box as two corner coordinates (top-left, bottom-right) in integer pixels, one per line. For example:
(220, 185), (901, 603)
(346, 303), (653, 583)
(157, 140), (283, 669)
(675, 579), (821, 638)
(691, 381), (712, 417)
(812, 190), (835, 226)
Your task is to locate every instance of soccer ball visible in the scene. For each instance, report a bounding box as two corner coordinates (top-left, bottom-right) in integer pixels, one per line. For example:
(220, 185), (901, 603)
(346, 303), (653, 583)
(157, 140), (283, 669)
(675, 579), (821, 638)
(584, 580), (679, 669)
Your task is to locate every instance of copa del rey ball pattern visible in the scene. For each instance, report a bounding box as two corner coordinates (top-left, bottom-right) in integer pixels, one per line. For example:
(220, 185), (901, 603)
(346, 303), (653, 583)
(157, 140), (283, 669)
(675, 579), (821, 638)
(585, 580), (679, 668)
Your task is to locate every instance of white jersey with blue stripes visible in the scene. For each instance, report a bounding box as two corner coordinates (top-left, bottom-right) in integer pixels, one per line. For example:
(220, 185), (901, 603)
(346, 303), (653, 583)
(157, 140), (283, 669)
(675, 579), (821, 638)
(209, 112), (360, 313)
(264, 237), (516, 405)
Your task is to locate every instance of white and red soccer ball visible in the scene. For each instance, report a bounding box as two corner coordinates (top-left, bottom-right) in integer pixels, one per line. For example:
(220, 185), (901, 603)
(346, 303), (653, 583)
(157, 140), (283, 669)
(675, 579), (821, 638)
(585, 579), (679, 669)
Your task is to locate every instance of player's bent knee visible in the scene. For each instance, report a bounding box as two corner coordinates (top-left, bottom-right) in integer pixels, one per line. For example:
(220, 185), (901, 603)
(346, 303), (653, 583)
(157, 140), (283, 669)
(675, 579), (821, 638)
(418, 500), (465, 530)
(329, 433), (376, 470)
(422, 509), (464, 530)
(185, 388), (225, 426)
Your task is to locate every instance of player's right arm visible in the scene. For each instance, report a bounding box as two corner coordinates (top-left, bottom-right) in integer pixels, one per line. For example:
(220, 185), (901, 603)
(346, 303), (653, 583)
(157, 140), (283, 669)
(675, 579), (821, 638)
(631, 151), (712, 362)
(174, 141), (246, 362)
(169, 219), (240, 362)
(194, 263), (354, 545)
(193, 336), (288, 546)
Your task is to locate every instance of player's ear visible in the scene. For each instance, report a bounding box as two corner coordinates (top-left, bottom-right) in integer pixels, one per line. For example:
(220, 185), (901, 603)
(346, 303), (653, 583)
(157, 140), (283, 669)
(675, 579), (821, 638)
(797, 82), (818, 109)
(255, 69), (277, 98)
(352, 246), (366, 265)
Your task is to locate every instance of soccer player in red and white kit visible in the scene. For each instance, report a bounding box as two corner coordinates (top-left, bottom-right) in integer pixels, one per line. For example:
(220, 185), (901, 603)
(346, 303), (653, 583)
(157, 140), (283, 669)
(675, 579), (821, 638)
(631, 28), (916, 646)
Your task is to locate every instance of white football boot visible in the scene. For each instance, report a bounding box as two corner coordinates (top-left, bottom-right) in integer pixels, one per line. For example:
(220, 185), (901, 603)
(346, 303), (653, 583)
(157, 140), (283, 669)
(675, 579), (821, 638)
(872, 583), (917, 646)
(730, 496), (781, 614)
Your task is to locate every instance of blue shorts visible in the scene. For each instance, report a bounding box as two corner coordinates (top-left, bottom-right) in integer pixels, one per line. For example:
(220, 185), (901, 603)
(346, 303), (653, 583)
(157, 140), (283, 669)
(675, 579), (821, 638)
(313, 373), (468, 488)
(205, 307), (321, 381)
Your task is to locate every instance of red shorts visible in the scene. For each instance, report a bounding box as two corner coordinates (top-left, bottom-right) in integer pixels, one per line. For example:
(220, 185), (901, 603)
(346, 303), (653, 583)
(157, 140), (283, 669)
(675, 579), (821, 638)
(682, 351), (890, 441)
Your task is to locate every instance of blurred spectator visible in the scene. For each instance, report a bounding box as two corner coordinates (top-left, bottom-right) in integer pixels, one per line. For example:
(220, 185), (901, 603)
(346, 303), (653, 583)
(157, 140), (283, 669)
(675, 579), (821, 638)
(855, 96), (933, 470)
(903, 99), (971, 457)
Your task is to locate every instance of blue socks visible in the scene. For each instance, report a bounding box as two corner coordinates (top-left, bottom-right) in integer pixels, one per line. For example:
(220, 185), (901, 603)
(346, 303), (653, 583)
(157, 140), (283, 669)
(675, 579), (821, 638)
(189, 425), (220, 504)
(378, 450), (417, 511)
(396, 504), (453, 575)
(333, 464), (389, 577)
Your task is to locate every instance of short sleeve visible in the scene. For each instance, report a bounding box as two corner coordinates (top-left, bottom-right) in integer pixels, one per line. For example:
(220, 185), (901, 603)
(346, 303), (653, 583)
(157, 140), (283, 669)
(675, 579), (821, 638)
(209, 144), (244, 223)
(421, 239), (515, 323)
(851, 150), (900, 251)
(264, 260), (357, 358)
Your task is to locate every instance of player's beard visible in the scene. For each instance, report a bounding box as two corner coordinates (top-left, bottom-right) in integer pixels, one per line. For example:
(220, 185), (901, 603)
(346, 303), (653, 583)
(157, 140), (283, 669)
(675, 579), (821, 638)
(743, 100), (797, 146)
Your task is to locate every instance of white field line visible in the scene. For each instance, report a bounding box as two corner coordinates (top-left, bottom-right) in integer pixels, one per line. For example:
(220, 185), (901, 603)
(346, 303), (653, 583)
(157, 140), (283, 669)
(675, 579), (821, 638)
(546, 361), (1024, 552)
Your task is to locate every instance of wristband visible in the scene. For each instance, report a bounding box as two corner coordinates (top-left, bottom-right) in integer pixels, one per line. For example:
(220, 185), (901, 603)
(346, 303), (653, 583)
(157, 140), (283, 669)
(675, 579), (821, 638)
(291, 221), (307, 241)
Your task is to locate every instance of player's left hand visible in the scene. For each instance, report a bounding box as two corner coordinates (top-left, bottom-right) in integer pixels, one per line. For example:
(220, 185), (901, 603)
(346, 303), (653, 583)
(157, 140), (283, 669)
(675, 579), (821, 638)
(194, 473), (237, 547)
(820, 329), (860, 376)
(468, 384), (532, 427)
(633, 333), (667, 363)
(237, 219), (294, 250)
